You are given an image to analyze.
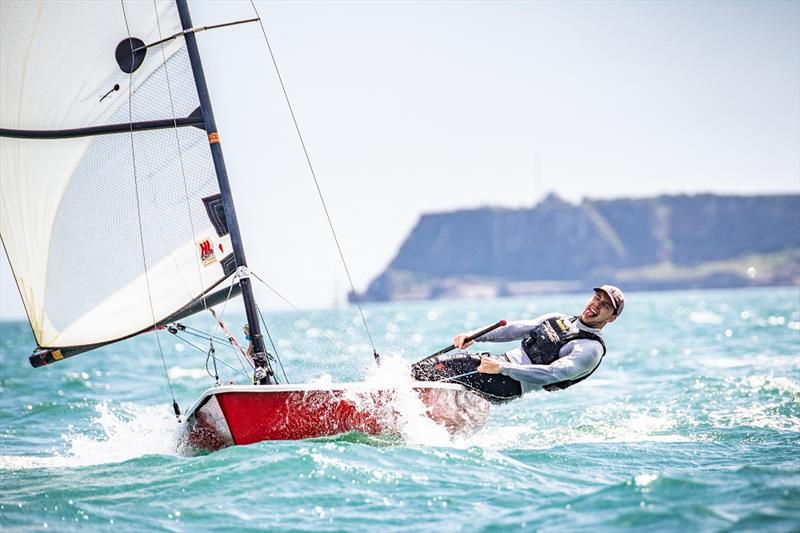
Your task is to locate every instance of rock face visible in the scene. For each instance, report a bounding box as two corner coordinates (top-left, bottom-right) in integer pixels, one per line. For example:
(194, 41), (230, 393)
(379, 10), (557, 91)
(355, 193), (800, 302)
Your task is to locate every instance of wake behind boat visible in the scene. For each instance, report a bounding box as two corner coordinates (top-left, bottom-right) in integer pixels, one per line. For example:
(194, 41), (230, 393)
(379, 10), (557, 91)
(0, 0), (491, 448)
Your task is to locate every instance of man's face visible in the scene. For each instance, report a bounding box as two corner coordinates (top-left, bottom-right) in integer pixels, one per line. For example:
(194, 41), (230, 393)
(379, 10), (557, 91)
(580, 290), (617, 328)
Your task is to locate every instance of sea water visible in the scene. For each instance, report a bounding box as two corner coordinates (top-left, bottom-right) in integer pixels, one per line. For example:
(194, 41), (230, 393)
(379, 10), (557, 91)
(1, 287), (798, 531)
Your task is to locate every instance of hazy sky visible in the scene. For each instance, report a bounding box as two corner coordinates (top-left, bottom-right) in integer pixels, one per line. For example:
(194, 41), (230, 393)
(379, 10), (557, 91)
(1, 0), (799, 319)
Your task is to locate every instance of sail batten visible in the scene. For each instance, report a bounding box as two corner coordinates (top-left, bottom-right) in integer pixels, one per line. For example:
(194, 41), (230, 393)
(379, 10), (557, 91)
(1, 0), (233, 358)
(0, 112), (205, 140)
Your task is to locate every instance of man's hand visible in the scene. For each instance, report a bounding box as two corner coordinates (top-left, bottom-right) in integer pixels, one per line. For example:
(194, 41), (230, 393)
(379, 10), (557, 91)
(453, 334), (474, 350)
(477, 356), (501, 374)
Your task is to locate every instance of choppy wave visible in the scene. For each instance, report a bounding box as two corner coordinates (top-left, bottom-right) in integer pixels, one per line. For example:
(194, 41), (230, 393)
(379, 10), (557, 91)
(0, 403), (178, 470)
(1, 288), (798, 530)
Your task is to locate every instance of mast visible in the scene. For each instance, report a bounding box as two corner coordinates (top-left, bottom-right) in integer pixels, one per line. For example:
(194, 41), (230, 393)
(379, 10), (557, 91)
(175, 0), (273, 384)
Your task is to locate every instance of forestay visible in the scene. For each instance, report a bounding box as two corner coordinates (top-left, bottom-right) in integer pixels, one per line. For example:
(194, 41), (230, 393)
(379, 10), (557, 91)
(0, 0), (233, 351)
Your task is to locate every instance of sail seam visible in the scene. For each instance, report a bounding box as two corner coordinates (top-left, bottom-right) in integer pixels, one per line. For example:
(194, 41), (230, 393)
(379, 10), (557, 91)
(14, 1), (44, 130)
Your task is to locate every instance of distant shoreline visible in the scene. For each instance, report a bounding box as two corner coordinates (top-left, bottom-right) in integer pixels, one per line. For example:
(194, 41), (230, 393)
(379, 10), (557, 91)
(354, 193), (800, 303)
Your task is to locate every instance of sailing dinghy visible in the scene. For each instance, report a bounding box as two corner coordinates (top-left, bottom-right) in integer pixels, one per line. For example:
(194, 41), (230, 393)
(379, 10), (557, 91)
(0, 0), (490, 450)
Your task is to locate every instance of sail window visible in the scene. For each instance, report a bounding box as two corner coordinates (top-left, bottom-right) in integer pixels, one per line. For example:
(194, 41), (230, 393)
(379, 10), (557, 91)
(203, 194), (230, 237)
(221, 254), (237, 277)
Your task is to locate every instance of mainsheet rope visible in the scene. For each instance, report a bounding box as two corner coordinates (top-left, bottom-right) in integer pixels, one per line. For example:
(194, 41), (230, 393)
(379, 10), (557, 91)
(248, 0), (379, 362)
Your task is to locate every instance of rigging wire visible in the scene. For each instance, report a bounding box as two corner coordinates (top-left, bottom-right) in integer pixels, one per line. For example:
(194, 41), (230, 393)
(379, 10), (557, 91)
(256, 305), (289, 383)
(120, 1), (179, 419)
(211, 279), (254, 377)
(206, 339), (220, 385)
(170, 321), (255, 379)
(155, 2), (262, 390)
(152, 0), (214, 332)
(167, 329), (208, 355)
(210, 275), (236, 339)
(171, 323), (232, 346)
(167, 328), (250, 379)
(217, 315), (249, 360)
(210, 306), (256, 374)
(247, 0), (379, 361)
(251, 271), (301, 313)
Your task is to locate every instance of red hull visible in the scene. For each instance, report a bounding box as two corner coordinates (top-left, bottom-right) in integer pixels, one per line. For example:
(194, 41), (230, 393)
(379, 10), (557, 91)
(183, 383), (490, 451)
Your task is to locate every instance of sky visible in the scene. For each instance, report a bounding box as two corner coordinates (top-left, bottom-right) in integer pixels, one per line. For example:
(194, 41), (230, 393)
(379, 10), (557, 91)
(1, 0), (799, 319)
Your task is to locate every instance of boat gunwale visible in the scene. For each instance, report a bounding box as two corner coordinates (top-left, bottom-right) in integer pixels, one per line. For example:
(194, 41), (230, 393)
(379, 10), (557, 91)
(183, 381), (470, 418)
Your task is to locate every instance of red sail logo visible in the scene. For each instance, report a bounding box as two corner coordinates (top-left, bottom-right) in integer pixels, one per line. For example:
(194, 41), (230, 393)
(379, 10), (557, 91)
(198, 239), (217, 266)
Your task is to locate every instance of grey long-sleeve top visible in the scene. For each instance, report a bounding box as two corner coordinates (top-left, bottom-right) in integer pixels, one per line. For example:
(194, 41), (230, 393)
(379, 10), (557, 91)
(472, 313), (604, 395)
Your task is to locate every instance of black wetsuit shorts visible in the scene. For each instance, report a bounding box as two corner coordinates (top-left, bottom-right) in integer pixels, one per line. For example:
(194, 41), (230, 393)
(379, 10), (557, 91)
(411, 352), (522, 405)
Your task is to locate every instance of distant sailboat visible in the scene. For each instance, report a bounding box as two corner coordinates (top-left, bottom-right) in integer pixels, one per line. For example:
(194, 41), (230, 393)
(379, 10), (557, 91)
(0, 0), (489, 450)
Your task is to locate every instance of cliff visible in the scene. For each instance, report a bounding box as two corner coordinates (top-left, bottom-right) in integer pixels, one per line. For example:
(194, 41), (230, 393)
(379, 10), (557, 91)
(355, 193), (800, 302)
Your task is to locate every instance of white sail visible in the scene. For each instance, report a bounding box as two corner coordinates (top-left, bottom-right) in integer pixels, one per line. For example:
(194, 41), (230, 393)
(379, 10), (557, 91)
(1, 0), (233, 349)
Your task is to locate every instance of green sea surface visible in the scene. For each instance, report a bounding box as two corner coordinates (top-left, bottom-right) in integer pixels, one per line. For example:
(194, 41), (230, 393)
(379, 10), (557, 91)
(1, 287), (798, 531)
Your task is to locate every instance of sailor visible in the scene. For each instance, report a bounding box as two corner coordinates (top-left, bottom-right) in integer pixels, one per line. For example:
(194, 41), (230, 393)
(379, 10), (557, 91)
(411, 285), (624, 404)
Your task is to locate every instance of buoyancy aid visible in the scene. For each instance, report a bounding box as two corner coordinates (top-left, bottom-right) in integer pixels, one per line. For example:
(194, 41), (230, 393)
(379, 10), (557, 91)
(520, 315), (606, 391)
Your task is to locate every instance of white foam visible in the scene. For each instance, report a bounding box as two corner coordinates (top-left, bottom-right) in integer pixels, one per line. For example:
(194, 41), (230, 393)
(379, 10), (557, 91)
(689, 311), (722, 325)
(697, 354), (792, 371)
(0, 403), (179, 470)
(168, 366), (207, 380)
(737, 374), (800, 394)
(308, 373), (335, 386)
(634, 473), (658, 486)
(359, 355), (454, 446)
(709, 403), (800, 432)
(697, 357), (753, 369)
(462, 403), (693, 450)
(350, 357), (695, 450)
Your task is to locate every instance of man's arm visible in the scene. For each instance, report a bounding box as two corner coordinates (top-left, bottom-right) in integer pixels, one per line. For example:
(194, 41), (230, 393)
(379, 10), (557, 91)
(454, 313), (561, 348)
(487, 339), (603, 386)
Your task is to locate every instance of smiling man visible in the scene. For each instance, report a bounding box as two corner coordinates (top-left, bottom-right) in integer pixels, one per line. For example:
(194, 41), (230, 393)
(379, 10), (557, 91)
(411, 285), (625, 404)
